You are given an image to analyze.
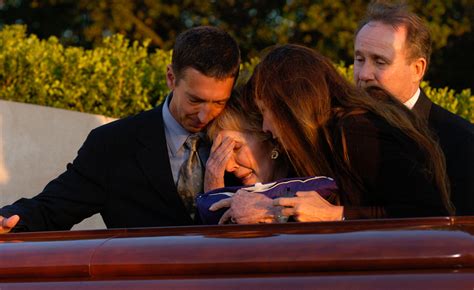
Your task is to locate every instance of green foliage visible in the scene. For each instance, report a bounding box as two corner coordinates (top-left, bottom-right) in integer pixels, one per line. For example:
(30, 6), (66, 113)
(82, 0), (472, 70)
(1, 1), (471, 90)
(0, 24), (472, 123)
(422, 83), (474, 123)
(236, 57), (260, 87)
(0, 25), (170, 118)
(2, 1), (471, 62)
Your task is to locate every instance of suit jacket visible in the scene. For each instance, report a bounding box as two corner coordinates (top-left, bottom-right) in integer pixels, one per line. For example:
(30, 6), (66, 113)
(0, 105), (197, 231)
(330, 112), (449, 219)
(413, 91), (474, 215)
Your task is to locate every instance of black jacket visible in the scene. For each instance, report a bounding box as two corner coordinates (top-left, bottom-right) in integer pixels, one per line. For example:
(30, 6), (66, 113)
(413, 91), (474, 215)
(331, 112), (449, 219)
(0, 105), (196, 231)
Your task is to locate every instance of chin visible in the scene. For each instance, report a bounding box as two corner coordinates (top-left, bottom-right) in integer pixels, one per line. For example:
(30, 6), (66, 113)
(241, 176), (259, 186)
(186, 125), (205, 133)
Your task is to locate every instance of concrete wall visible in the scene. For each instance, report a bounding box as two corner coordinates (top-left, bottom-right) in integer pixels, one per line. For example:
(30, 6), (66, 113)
(0, 100), (116, 230)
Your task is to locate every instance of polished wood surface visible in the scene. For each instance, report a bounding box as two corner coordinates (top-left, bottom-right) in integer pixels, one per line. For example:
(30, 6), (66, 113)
(1, 216), (474, 289)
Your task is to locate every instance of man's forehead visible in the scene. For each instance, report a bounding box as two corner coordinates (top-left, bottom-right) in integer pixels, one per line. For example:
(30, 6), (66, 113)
(185, 89), (231, 102)
(356, 22), (407, 56)
(180, 69), (233, 101)
(180, 67), (235, 82)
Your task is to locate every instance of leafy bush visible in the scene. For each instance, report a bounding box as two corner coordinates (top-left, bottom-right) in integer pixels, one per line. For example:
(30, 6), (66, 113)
(0, 25), (472, 122)
(0, 25), (169, 118)
(422, 83), (473, 123)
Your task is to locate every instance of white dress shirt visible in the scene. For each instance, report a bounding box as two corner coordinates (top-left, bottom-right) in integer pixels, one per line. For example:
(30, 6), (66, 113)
(403, 88), (421, 110)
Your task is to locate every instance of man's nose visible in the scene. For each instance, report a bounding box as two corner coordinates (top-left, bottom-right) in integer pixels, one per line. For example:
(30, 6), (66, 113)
(357, 62), (375, 83)
(197, 104), (214, 124)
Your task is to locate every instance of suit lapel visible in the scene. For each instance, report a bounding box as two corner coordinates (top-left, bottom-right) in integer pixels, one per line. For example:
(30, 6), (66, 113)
(135, 105), (190, 220)
(412, 90), (433, 122)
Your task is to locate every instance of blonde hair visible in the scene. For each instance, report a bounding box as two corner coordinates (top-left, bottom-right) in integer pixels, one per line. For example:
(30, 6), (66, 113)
(207, 90), (270, 142)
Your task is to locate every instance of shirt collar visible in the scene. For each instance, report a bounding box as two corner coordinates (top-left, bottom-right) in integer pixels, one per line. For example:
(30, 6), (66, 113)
(162, 94), (189, 156)
(403, 88), (421, 110)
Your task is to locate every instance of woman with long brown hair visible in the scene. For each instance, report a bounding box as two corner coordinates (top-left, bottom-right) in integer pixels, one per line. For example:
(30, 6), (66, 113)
(244, 44), (453, 221)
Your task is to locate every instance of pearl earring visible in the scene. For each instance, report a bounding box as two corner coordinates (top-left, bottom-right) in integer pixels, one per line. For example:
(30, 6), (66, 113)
(271, 149), (279, 159)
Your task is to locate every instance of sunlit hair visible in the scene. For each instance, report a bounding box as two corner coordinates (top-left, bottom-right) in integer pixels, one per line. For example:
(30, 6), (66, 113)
(356, 0), (432, 71)
(248, 44), (453, 214)
(172, 26), (240, 82)
(207, 89), (269, 143)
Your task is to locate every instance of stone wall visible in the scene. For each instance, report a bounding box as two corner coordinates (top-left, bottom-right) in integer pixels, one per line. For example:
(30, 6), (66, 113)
(0, 100), (116, 230)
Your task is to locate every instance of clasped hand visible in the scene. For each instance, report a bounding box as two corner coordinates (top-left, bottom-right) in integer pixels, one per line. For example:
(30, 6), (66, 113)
(210, 190), (278, 224)
(210, 190), (344, 224)
(273, 191), (344, 222)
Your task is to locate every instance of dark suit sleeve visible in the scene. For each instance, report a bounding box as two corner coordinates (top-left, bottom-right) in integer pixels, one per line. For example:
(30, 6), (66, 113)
(0, 128), (109, 231)
(339, 115), (449, 219)
(429, 104), (474, 215)
(448, 131), (474, 215)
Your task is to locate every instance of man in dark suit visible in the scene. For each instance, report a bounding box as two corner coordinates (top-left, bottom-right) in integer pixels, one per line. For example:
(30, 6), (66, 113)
(0, 26), (240, 232)
(353, 1), (474, 215)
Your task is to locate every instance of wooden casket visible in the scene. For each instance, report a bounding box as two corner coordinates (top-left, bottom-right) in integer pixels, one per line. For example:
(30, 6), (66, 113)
(1, 216), (474, 289)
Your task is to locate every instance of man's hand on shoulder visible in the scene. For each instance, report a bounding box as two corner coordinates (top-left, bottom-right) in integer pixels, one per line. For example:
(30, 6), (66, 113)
(0, 215), (20, 234)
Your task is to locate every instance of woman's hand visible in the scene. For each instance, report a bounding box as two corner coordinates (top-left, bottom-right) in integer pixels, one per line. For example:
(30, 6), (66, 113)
(273, 191), (344, 222)
(231, 190), (277, 224)
(209, 190), (277, 224)
(210, 190), (277, 224)
(204, 134), (235, 192)
(209, 197), (234, 224)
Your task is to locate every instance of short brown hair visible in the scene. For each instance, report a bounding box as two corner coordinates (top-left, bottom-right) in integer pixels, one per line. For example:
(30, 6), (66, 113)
(356, 1), (432, 70)
(172, 26), (240, 82)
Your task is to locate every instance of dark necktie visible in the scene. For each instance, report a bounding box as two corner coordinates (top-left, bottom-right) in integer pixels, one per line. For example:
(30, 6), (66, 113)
(177, 134), (204, 217)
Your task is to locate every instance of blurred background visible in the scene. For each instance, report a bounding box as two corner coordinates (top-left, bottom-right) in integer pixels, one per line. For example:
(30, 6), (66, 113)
(1, 0), (472, 91)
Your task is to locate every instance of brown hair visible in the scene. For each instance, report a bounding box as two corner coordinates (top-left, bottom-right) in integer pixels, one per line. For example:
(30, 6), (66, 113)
(172, 26), (240, 82)
(248, 44), (453, 214)
(356, 0), (432, 70)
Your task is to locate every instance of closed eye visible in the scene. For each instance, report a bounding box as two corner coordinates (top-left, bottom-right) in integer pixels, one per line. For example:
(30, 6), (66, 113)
(214, 101), (227, 106)
(233, 142), (243, 151)
(374, 56), (389, 65)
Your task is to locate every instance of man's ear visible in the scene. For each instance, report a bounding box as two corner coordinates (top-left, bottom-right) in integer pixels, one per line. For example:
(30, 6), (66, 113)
(411, 57), (427, 83)
(166, 64), (175, 90)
